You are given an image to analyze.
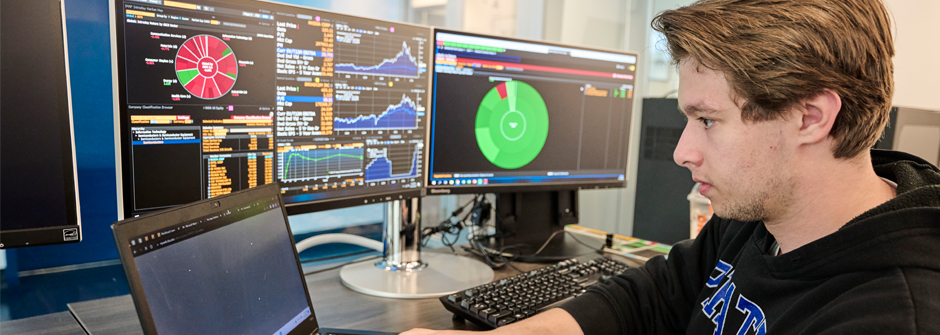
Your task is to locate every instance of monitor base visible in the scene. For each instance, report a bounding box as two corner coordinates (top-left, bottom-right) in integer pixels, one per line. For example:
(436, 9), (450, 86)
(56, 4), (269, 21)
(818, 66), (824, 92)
(340, 252), (494, 299)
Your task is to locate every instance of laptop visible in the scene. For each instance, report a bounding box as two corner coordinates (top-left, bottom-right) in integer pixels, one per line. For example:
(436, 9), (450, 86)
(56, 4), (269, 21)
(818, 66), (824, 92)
(112, 183), (396, 335)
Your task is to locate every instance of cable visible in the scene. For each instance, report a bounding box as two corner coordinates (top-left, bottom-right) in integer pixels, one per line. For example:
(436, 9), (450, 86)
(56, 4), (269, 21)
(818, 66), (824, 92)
(530, 230), (568, 256)
(421, 193), (497, 252)
(420, 195), (480, 250)
(470, 238), (505, 270)
(530, 230), (603, 257)
(501, 230), (605, 263)
(451, 195), (526, 273)
(464, 239), (526, 273)
(494, 245), (525, 274)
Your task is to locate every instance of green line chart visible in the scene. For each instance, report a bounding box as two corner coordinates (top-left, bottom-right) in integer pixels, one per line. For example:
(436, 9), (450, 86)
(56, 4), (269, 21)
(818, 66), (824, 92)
(279, 148), (364, 182)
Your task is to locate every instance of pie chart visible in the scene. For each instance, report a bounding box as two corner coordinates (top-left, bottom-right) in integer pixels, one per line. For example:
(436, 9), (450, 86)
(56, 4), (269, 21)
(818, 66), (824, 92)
(175, 35), (237, 99)
(475, 81), (549, 169)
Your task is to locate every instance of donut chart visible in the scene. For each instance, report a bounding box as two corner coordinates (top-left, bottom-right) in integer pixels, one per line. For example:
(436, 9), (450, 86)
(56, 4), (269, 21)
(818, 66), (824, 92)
(175, 35), (237, 99)
(475, 81), (549, 169)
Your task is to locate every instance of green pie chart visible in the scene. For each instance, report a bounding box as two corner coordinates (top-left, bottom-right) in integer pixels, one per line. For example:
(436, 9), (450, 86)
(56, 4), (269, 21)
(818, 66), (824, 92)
(475, 81), (549, 169)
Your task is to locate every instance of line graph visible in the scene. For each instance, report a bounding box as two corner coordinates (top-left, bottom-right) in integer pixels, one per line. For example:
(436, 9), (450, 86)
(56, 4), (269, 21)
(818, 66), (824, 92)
(335, 41), (420, 78)
(280, 148), (364, 182)
(364, 144), (421, 182)
(334, 94), (418, 130)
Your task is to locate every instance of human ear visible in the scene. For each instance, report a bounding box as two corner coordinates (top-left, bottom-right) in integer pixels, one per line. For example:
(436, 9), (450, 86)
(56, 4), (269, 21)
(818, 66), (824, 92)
(798, 89), (841, 145)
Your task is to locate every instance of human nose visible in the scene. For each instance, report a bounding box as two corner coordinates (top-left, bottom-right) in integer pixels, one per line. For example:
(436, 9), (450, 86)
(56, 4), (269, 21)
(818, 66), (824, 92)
(673, 122), (702, 168)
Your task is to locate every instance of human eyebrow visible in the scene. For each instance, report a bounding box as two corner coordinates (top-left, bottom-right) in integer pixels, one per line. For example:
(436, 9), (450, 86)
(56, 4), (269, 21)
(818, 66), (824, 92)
(680, 103), (720, 118)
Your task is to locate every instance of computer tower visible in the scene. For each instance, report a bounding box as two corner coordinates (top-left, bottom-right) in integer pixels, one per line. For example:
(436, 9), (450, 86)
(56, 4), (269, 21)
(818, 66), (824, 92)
(632, 98), (694, 245)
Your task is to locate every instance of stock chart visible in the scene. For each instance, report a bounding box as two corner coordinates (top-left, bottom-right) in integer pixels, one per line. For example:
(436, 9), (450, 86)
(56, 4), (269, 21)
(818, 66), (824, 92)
(116, 0), (429, 215)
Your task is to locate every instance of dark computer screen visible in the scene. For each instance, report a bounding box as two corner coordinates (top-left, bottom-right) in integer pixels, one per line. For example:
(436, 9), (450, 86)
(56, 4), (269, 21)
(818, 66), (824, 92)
(0, 0), (81, 248)
(427, 29), (638, 194)
(113, 0), (431, 217)
(127, 195), (311, 334)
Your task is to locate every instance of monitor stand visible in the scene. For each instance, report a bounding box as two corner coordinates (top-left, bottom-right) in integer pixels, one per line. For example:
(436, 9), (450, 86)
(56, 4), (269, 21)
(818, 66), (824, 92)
(485, 190), (602, 263)
(339, 198), (494, 299)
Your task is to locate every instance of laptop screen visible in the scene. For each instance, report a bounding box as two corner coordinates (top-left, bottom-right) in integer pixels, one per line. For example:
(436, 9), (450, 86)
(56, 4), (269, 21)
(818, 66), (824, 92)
(125, 195), (311, 335)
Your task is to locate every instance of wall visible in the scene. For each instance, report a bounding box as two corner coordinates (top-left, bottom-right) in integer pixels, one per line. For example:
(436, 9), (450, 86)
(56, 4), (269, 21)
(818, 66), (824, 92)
(462, 0), (517, 36)
(554, 0), (628, 50)
(882, 0), (940, 111)
(638, 0), (940, 112)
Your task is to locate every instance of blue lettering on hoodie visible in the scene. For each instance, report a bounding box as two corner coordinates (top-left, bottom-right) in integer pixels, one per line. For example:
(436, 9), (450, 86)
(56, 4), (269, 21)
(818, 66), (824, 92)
(701, 261), (768, 335)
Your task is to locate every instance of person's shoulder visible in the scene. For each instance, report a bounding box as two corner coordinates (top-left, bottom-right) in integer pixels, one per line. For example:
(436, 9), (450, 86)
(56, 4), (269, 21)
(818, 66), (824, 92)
(899, 267), (940, 333)
(798, 267), (940, 334)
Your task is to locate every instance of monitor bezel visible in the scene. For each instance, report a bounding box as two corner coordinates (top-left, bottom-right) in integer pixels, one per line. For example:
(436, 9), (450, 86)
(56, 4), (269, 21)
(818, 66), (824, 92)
(0, 0), (82, 249)
(426, 28), (638, 195)
(111, 0), (432, 218)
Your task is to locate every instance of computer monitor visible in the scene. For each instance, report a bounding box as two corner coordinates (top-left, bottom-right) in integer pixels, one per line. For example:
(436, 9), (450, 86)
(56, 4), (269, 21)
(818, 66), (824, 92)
(427, 29), (638, 259)
(111, 0), (431, 218)
(111, 1), (490, 299)
(0, 0), (82, 249)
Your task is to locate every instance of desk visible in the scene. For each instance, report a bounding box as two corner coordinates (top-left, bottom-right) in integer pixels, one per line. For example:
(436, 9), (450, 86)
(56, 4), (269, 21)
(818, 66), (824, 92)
(64, 246), (646, 334)
(0, 311), (86, 335)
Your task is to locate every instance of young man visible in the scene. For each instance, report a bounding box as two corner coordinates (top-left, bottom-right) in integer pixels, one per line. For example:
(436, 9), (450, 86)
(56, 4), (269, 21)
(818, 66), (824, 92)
(403, 0), (940, 333)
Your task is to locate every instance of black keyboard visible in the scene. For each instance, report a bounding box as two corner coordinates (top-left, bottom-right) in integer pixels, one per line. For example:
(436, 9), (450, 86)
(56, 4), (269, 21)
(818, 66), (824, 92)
(440, 256), (630, 329)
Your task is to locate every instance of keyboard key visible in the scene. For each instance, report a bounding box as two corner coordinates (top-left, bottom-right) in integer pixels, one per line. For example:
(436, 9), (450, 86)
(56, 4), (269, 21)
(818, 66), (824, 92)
(470, 303), (487, 313)
(489, 310), (513, 323)
(497, 317), (516, 326)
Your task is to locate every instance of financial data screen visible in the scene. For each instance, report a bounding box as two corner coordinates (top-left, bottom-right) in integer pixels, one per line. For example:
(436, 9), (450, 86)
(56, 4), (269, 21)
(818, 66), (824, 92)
(428, 30), (637, 191)
(115, 0), (429, 216)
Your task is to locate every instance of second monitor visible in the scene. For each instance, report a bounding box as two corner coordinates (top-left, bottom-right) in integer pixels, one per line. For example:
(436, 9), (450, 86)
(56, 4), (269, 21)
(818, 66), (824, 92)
(427, 30), (639, 260)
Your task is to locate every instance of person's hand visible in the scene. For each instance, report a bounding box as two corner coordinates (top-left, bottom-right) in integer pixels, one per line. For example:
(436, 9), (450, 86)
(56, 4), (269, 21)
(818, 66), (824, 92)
(398, 329), (436, 335)
(399, 329), (479, 335)
(399, 309), (581, 335)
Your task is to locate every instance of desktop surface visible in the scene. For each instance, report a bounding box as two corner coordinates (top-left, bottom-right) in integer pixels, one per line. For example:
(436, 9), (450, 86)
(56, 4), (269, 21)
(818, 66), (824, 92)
(61, 247), (648, 334)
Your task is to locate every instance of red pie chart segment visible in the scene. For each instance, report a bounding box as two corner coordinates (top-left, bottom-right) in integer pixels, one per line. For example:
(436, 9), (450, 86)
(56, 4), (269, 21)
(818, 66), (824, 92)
(175, 35), (237, 99)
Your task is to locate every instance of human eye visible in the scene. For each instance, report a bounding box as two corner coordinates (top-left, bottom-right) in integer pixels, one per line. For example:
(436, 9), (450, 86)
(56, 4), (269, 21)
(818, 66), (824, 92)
(699, 117), (715, 129)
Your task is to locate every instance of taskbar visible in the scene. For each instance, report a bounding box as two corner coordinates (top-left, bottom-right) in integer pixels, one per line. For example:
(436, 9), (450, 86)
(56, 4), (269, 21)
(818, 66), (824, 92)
(428, 173), (625, 187)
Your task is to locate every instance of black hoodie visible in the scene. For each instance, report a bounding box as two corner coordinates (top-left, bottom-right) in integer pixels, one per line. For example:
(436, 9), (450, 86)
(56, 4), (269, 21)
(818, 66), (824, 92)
(560, 150), (940, 334)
